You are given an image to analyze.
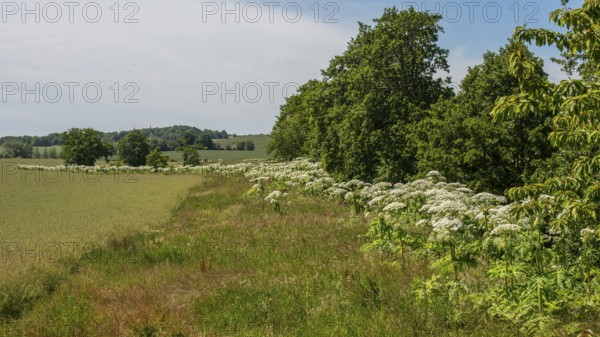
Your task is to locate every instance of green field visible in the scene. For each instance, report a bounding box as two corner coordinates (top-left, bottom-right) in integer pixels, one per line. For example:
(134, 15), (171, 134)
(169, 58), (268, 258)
(33, 146), (62, 155)
(0, 159), (205, 282)
(166, 134), (271, 162)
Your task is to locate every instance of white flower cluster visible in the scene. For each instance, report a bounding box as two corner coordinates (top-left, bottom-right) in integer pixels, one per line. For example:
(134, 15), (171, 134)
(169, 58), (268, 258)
(265, 190), (287, 204)
(490, 223), (521, 236)
(18, 162), (259, 175)
(431, 217), (464, 242)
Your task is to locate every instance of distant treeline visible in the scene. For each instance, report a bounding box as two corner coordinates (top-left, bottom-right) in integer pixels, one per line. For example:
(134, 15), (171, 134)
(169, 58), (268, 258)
(0, 125), (260, 159)
(218, 141), (255, 151)
(0, 125), (229, 151)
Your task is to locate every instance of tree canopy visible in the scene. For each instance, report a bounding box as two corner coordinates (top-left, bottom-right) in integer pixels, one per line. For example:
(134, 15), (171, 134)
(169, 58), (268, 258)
(117, 130), (150, 167)
(60, 128), (112, 166)
(269, 7), (453, 182)
(415, 42), (554, 193)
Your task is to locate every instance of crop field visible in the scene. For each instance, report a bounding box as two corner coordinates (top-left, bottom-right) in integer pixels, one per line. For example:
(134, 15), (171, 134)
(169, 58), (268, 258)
(0, 159), (205, 283)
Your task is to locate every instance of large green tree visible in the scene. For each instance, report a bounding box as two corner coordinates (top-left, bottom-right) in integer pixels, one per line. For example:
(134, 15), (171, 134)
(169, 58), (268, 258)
(267, 80), (323, 161)
(61, 128), (112, 166)
(415, 42), (554, 193)
(269, 7), (452, 182)
(117, 130), (150, 167)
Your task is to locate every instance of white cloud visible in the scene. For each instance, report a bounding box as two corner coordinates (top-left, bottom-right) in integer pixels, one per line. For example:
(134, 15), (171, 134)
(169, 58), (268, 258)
(0, 0), (354, 136)
(445, 45), (483, 87)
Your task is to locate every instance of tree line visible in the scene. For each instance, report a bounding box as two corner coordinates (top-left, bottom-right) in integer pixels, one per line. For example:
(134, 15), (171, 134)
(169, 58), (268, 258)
(44, 127), (256, 168)
(267, 7), (559, 195)
(57, 128), (192, 167)
(0, 125), (260, 160)
(0, 125), (230, 157)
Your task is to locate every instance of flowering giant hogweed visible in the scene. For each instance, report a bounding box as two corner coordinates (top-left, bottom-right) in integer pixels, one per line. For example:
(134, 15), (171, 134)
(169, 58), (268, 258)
(21, 157), (600, 331)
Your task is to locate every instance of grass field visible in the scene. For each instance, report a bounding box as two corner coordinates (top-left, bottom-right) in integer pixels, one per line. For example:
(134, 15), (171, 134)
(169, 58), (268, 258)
(0, 172), (522, 336)
(0, 159), (205, 283)
(166, 134), (271, 162)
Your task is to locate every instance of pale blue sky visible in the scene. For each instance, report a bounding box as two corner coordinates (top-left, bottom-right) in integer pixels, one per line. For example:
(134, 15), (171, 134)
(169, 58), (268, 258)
(0, 0), (580, 136)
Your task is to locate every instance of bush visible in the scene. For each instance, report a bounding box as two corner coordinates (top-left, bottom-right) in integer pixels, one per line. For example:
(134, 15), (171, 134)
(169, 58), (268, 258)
(146, 148), (169, 169)
(182, 145), (201, 166)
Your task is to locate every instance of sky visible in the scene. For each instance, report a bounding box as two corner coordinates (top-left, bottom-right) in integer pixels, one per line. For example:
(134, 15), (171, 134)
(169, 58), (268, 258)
(0, 0), (583, 136)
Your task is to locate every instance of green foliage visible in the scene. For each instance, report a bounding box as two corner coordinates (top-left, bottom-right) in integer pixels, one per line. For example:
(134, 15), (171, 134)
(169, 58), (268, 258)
(146, 147), (170, 169)
(0, 126), (228, 151)
(178, 130), (197, 148)
(197, 131), (215, 150)
(415, 43), (554, 194)
(40, 295), (95, 337)
(269, 7), (452, 182)
(60, 128), (112, 166)
(267, 81), (314, 160)
(2, 139), (33, 158)
(117, 130), (150, 167)
(233, 140), (255, 151)
(48, 147), (58, 159)
(181, 145), (201, 166)
(487, 0), (600, 330)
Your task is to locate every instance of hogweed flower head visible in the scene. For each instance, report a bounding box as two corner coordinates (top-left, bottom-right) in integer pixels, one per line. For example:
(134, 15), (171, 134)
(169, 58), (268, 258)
(490, 223), (521, 236)
(431, 217), (464, 242)
(382, 202), (407, 212)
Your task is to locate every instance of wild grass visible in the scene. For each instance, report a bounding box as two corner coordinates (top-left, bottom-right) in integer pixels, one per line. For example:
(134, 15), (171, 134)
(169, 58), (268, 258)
(0, 174), (523, 336)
